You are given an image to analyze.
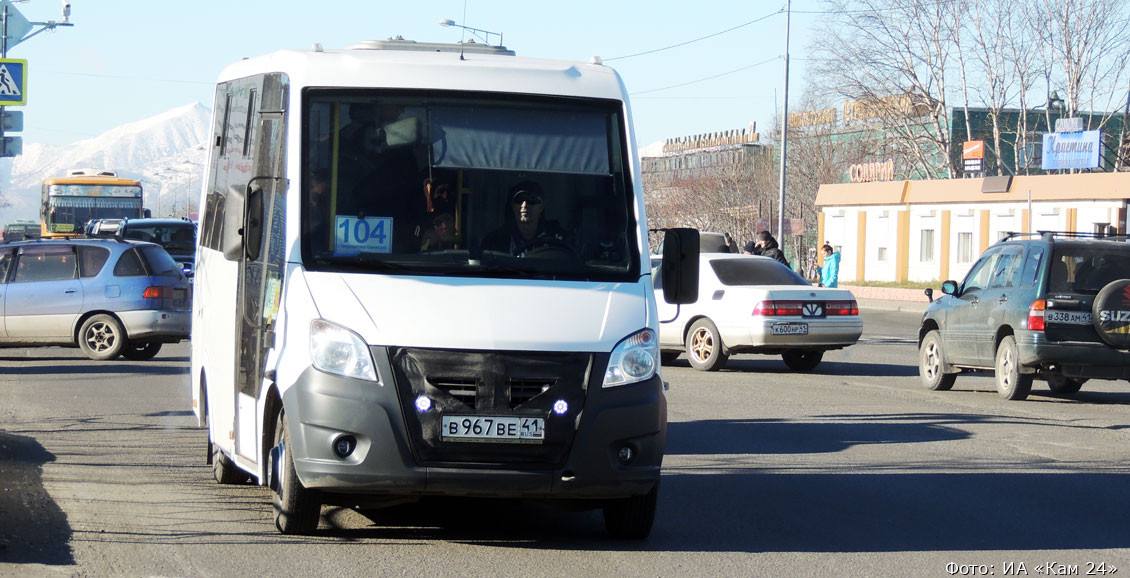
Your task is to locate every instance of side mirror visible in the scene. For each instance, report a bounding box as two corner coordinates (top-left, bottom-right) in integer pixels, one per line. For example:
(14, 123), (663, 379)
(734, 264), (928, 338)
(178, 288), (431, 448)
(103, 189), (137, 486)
(941, 280), (959, 296)
(924, 287), (934, 303)
(660, 228), (699, 304)
(221, 184), (246, 261)
(244, 184), (264, 261)
(143, 209), (152, 219)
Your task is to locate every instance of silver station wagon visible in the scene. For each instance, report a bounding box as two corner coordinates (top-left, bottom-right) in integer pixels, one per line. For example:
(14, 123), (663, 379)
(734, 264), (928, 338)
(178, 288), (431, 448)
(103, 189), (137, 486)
(0, 239), (191, 360)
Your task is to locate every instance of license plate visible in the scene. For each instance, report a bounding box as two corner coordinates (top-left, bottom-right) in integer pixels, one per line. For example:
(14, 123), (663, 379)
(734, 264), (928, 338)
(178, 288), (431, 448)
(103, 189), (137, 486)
(1046, 310), (1092, 325)
(771, 322), (809, 335)
(441, 415), (545, 443)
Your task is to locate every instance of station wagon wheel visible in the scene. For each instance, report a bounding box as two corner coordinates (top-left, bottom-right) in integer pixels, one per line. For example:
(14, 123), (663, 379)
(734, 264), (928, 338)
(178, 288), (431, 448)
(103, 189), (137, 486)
(994, 335), (1033, 400)
(77, 314), (126, 361)
(122, 341), (163, 361)
(919, 330), (956, 391)
(685, 318), (728, 371)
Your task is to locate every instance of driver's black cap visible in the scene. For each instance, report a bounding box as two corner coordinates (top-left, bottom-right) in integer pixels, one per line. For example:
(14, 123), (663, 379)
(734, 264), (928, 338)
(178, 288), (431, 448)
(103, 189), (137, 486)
(510, 181), (543, 204)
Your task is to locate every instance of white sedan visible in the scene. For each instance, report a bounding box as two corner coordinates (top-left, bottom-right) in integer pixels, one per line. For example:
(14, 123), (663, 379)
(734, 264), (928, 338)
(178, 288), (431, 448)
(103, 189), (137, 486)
(653, 254), (863, 371)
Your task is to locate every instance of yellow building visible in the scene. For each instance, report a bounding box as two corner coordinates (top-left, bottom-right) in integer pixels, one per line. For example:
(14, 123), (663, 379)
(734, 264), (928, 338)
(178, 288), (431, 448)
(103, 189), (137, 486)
(815, 173), (1130, 283)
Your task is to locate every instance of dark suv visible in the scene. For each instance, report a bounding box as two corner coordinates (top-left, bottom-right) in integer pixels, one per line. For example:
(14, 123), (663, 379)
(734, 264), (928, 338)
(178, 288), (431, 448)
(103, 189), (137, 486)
(918, 232), (1130, 400)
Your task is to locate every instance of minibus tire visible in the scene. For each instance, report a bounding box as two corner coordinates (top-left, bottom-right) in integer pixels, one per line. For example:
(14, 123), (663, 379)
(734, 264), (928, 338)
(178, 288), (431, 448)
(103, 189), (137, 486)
(603, 485), (658, 540)
(212, 446), (249, 485)
(272, 409), (320, 534)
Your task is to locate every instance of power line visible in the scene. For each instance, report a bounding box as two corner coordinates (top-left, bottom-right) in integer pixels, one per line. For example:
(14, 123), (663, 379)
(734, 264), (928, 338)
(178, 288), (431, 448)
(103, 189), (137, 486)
(604, 6), (785, 62)
(631, 56), (781, 96)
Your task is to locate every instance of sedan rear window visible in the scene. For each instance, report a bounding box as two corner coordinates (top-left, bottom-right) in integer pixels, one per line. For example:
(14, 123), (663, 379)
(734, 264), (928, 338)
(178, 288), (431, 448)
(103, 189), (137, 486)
(709, 258), (808, 286)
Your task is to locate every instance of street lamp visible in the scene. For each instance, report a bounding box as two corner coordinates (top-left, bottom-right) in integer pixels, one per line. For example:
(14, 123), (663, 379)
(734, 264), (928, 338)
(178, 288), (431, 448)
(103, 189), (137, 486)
(438, 18), (503, 46)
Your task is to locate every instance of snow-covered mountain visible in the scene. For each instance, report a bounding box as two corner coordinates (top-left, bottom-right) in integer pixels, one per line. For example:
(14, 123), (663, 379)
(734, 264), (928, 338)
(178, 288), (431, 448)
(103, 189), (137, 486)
(0, 102), (211, 223)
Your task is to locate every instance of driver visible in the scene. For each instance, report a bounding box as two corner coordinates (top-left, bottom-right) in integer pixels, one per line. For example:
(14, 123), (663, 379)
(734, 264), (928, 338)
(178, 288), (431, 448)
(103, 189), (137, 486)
(481, 181), (573, 257)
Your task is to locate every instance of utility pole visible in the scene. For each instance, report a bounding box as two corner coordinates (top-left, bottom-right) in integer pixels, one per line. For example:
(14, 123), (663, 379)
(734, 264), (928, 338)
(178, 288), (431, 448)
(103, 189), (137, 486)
(777, 0), (791, 241)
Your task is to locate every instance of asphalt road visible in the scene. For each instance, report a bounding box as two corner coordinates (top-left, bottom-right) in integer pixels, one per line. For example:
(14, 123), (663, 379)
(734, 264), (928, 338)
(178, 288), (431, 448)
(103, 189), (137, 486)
(2, 309), (1130, 577)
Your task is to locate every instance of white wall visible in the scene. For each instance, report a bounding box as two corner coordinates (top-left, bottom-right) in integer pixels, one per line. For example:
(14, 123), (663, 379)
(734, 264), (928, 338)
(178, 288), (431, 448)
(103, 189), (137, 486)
(949, 205), (980, 282)
(821, 199), (1126, 286)
(909, 207), (941, 283)
(863, 206), (902, 282)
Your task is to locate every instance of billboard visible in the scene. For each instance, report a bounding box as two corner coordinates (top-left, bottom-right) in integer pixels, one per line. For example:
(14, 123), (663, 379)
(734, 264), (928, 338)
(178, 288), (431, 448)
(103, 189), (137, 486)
(1042, 130), (1102, 170)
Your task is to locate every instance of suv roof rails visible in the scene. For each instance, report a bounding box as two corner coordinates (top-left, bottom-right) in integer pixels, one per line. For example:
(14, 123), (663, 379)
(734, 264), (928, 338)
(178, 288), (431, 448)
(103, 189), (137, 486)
(1000, 230), (1130, 242)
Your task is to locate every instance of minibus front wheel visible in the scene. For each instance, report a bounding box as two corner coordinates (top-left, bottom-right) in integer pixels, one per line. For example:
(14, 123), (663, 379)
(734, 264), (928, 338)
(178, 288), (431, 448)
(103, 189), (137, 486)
(603, 485), (658, 540)
(270, 408), (321, 534)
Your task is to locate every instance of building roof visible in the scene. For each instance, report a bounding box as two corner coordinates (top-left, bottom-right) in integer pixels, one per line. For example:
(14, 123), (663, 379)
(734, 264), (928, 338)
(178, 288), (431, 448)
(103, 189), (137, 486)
(815, 172), (1130, 207)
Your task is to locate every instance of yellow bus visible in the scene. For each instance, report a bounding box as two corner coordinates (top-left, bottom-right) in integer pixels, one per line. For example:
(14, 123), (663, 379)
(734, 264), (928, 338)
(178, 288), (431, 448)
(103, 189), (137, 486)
(41, 170), (146, 238)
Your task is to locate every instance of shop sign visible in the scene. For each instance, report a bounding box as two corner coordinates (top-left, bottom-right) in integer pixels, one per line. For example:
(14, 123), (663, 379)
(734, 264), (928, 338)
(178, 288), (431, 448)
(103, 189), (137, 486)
(1041, 130), (1101, 170)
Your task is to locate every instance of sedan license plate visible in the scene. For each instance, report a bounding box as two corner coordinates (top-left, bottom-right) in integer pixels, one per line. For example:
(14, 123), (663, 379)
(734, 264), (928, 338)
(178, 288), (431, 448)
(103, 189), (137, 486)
(771, 322), (809, 336)
(1045, 310), (1092, 325)
(442, 416), (545, 443)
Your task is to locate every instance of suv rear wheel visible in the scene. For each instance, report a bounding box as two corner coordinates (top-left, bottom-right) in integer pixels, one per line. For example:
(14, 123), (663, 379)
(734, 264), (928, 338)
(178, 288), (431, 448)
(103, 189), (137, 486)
(995, 336), (1033, 400)
(1046, 374), (1086, 395)
(919, 330), (956, 391)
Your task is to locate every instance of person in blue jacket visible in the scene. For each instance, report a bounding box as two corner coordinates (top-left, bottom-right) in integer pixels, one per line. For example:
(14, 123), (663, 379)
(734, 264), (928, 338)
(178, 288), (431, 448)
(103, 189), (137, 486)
(820, 243), (840, 288)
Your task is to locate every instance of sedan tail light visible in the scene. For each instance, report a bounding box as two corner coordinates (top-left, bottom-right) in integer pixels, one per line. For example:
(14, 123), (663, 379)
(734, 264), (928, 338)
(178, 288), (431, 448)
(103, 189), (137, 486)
(752, 300), (803, 316)
(825, 300), (860, 316)
(753, 299), (859, 316)
(1028, 298), (1047, 332)
(143, 286), (167, 299)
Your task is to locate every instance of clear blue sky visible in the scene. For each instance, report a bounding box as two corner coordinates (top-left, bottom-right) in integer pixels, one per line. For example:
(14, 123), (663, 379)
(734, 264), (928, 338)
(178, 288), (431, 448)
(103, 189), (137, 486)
(9, 0), (820, 148)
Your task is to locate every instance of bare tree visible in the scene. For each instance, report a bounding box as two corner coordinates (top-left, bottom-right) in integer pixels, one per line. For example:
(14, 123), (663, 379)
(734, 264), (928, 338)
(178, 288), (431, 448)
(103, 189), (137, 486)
(1037, 0), (1130, 126)
(1008, 2), (1041, 175)
(970, 0), (1018, 175)
(814, 0), (961, 177)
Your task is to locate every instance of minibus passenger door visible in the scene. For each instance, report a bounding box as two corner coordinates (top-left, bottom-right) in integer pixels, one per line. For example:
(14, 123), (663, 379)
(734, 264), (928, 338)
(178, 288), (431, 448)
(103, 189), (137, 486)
(233, 99), (287, 463)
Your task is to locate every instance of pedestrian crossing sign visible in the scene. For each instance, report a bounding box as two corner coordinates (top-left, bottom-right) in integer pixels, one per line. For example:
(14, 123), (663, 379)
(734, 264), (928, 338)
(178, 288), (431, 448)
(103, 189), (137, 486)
(0, 59), (27, 106)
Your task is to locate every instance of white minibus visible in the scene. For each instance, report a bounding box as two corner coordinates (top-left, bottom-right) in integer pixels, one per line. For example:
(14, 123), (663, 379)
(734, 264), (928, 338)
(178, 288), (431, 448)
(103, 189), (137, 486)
(191, 39), (697, 538)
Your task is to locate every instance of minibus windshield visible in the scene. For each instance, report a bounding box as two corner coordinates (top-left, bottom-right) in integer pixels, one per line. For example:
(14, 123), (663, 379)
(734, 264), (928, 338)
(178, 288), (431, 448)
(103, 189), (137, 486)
(302, 92), (639, 281)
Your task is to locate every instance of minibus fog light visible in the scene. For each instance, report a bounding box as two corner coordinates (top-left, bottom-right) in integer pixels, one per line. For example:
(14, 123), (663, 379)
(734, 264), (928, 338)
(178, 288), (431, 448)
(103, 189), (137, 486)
(552, 400), (569, 415)
(617, 446), (635, 464)
(415, 395), (432, 413)
(333, 435), (357, 458)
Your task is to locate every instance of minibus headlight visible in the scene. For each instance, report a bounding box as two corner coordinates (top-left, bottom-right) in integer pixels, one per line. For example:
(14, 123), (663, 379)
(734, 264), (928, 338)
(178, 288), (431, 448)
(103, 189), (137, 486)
(603, 328), (658, 388)
(309, 319), (378, 382)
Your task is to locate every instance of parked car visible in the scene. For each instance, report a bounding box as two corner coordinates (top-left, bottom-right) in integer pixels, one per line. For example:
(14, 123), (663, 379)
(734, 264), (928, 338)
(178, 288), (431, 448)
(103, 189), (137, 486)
(918, 231), (1130, 400)
(654, 253), (863, 371)
(88, 218), (197, 277)
(0, 238), (191, 360)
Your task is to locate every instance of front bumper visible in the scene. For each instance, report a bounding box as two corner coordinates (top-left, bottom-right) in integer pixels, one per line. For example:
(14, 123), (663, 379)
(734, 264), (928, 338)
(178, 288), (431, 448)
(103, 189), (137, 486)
(280, 354), (666, 500)
(1016, 330), (1130, 379)
(118, 310), (190, 342)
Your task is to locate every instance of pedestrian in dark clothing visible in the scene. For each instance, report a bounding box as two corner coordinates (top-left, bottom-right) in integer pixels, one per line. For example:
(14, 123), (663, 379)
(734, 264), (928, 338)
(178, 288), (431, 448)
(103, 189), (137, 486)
(752, 230), (789, 268)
